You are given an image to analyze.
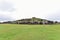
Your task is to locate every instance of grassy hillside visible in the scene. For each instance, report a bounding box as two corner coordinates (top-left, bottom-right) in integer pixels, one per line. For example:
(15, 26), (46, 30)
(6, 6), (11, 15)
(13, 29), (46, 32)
(0, 24), (60, 40)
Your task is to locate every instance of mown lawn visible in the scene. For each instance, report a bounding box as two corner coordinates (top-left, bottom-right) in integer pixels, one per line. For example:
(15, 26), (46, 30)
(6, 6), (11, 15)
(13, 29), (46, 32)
(0, 24), (60, 40)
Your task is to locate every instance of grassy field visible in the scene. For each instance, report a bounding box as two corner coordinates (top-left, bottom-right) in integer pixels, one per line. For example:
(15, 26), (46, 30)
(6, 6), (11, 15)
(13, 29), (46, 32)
(0, 24), (60, 40)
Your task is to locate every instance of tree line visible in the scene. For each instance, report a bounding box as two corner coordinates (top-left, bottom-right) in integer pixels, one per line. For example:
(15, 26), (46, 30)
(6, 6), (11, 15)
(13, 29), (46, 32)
(0, 17), (58, 24)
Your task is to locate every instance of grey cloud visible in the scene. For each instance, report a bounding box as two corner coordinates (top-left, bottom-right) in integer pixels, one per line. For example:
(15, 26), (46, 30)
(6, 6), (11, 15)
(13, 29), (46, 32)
(0, 1), (16, 12)
(0, 14), (14, 21)
(0, 1), (16, 21)
(46, 12), (60, 22)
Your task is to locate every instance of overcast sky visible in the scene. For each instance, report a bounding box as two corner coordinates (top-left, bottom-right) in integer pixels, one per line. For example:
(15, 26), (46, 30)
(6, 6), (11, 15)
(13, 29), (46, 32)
(0, 0), (60, 21)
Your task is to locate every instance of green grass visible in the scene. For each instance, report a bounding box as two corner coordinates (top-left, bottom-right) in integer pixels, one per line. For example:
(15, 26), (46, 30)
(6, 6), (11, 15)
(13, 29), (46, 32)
(0, 24), (60, 40)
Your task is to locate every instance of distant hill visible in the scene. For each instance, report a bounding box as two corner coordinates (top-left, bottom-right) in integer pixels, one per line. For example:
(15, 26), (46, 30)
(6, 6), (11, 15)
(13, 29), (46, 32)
(2, 17), (58, 24)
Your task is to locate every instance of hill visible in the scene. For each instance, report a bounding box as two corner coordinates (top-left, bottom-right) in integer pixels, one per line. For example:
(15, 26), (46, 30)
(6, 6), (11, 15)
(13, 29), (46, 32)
(2, 17), (58, 24)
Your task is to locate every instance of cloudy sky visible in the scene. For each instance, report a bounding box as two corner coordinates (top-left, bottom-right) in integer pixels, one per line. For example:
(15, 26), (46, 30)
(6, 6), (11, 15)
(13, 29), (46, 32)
(0, 0), (60, 21)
